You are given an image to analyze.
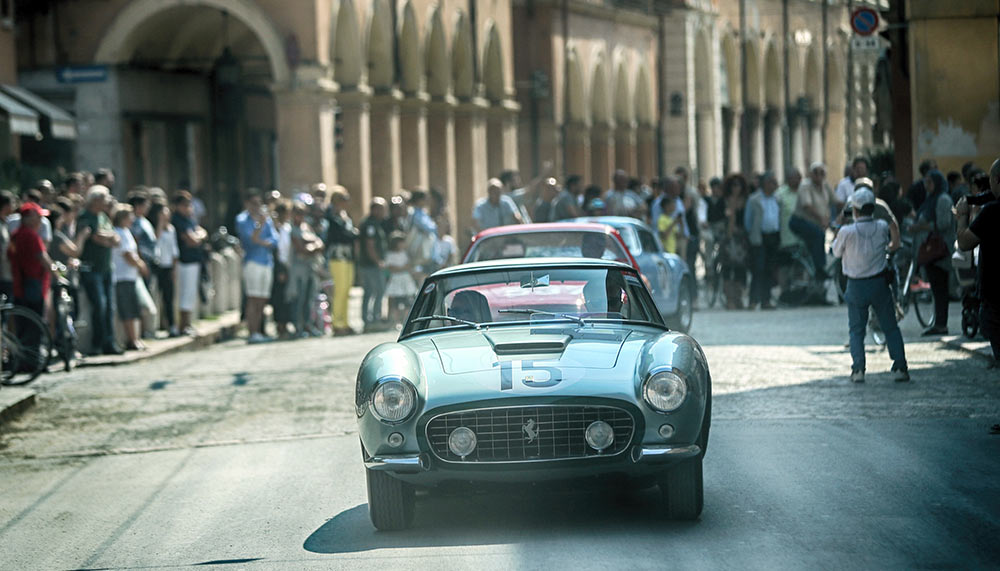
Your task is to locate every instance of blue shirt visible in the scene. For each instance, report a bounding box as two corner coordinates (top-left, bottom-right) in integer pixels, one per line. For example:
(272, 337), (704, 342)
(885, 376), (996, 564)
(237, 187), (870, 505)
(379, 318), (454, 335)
(171, 212), (203, 264)
(237, 210), (277, 266)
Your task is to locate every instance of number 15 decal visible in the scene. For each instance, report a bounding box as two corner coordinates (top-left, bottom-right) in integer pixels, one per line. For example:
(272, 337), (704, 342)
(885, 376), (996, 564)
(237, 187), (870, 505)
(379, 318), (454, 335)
(499, 360), (563, 390)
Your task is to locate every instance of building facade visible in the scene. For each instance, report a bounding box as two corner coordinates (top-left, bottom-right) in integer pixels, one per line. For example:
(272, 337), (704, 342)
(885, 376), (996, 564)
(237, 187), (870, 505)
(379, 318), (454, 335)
(16, 0), (517, 235)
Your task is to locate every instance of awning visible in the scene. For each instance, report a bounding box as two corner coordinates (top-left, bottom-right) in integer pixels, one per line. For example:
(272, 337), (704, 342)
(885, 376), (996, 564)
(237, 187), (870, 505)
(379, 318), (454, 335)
(0, 90), (39, 137)
(1, 84), (77, 140)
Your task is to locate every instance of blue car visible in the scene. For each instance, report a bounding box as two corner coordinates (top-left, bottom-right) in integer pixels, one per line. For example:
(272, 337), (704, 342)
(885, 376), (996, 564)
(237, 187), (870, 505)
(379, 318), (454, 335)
(572, 216), (694, 332)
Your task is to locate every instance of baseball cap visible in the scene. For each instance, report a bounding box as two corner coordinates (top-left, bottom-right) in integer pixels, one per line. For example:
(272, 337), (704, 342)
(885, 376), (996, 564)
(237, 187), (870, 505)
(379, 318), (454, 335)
(853, 177), (874, 191)
(18, 202), (49, 217)
(851, 188), (875, 208)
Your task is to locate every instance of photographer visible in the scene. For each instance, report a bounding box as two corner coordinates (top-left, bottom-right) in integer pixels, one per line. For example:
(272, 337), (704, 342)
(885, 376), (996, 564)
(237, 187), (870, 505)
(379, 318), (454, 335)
(956, 158), (1000, 368)
(831, 188), (908, 383)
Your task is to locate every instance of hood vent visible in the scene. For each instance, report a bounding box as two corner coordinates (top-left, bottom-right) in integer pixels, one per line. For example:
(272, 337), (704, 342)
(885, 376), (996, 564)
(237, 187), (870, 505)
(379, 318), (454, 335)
(492, 340), (568, 355)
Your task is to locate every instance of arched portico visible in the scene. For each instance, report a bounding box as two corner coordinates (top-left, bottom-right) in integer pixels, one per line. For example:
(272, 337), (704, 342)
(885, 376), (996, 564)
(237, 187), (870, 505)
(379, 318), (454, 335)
(590, 48), (614, 189)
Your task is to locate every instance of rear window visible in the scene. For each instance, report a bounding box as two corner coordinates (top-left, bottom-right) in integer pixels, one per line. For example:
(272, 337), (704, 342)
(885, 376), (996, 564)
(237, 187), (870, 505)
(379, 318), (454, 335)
(466, 231), (630, 265)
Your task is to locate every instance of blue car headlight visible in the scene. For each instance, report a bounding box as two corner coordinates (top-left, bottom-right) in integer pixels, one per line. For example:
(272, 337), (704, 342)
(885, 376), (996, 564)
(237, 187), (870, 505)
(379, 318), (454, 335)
(642, 369), (688, 412)
(370, 376), (417, 423)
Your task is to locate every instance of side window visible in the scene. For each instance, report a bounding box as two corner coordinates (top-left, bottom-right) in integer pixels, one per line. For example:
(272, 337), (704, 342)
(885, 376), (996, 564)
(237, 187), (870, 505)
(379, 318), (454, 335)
(626, 277), (662, 325)
(637, 228), (660, 254)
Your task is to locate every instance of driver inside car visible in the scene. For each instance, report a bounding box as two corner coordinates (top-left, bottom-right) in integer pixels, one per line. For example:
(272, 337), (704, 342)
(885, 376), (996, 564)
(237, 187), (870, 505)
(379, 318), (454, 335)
(579, 271), (628, 316)
(449, 290), (491, 323)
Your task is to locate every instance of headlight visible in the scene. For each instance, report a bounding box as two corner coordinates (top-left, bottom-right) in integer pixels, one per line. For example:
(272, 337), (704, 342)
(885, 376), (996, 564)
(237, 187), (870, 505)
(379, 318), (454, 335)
(642, 369), (688, 412)
(370, 377), (417, 423)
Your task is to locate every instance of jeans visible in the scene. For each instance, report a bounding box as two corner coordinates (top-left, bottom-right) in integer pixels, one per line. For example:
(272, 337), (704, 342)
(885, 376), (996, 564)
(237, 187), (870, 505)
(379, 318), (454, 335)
(80, 270), (115, 352)
(750, 232), (780, 305)
(153, 265), (175, 330)
(980, 300), (1000, 361)
(789, 215), (827, 281)
(359, 265), (386, 324)
(845, 275), (907, 372)
(289, 267), (316, 334)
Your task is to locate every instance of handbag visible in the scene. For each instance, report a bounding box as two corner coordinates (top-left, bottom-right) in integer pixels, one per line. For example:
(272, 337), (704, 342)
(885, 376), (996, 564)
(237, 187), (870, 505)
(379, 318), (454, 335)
(917, 232), (948, 266)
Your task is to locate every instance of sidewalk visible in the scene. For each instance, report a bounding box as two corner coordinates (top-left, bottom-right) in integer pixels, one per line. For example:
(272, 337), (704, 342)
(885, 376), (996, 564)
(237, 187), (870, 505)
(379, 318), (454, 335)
(941, 334), (995, 363)
(0, 310), (241, 425)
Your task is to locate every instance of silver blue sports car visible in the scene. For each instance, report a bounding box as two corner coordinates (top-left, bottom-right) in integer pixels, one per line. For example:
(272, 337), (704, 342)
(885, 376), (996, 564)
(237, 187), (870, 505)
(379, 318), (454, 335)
(572, 216), (694, 332)
(356, 258), (712, 530)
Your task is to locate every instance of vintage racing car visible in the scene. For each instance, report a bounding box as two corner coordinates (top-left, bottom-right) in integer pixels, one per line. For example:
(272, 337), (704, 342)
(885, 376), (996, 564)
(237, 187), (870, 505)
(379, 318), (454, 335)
(356, 258), (712, 530)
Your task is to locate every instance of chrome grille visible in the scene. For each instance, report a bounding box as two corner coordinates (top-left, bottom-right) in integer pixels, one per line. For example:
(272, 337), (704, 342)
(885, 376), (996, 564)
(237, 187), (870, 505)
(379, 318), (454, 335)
(426, 405), (634, 462)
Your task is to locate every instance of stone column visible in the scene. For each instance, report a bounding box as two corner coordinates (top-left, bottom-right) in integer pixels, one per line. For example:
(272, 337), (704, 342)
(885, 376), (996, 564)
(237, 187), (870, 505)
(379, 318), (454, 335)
(335, 88), (372, 222)
(427, 97), (457, 235)
(590, 122), (615, 190)
(808, 111), (824, 166)
(369, 91), (402, 198)
(486, 108), (506, 179)
(565, 122), (591, 184)
(399, 93), (429, 190)
(636, 125), (656, 181)
(789, 113), (806, 173)
(453, 98), (488, 242)
(615, 124), (638, 177)
(74, 68), (126, 192)
(752, 111), (766, 174)
(696, 109), (717, 181)
(727, 109), (742, 177)
(767, 108), (784, 178)
(274, 86), (337, 192)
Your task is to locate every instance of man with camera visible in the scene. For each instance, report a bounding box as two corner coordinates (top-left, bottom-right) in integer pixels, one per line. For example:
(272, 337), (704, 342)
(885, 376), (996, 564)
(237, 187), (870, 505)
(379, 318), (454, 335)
(956, 158), (1000, 368)
(831, 188), (908, 383)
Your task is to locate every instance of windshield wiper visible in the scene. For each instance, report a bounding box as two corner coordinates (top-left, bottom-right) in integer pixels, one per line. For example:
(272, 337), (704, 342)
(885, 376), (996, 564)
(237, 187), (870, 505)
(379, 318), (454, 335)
(411, 315), (481, 329)
(498, 308), (585, 326)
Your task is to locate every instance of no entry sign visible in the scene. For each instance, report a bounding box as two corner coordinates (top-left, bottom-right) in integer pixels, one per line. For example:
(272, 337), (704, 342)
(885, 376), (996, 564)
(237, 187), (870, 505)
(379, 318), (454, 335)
(851, 7), (880, 36)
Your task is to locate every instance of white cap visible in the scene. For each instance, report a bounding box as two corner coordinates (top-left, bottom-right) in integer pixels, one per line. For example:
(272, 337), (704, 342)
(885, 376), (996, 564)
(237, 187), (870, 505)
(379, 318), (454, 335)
(851, 188), (875, 208)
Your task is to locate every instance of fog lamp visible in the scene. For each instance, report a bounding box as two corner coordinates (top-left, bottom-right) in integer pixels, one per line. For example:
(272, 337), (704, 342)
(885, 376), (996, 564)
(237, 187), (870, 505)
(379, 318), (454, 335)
(658, 424), (675, 439)
(585, 420), (615, 451)
(448, 427), (477, 458)
(387, 432), (404, 447)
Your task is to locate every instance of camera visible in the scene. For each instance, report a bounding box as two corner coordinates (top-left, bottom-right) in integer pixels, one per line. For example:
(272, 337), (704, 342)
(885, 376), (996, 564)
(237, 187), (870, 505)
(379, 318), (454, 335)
(967, 191), (996, 206)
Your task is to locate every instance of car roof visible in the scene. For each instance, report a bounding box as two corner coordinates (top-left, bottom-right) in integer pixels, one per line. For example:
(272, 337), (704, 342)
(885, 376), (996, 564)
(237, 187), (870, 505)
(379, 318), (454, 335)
(471, 222), (618, 239)
(430, 257), (636, 278)
(570, 216), (652, 230)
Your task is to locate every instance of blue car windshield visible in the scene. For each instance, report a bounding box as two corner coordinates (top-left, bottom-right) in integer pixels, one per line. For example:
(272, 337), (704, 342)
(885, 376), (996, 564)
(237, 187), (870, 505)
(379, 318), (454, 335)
(402, 267), (663, 337)
(466, 231), (631, 265)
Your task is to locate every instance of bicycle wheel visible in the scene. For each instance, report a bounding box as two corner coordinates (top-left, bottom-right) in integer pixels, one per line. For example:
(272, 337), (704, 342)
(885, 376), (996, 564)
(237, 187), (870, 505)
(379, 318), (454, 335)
(1, 305), (53, 385)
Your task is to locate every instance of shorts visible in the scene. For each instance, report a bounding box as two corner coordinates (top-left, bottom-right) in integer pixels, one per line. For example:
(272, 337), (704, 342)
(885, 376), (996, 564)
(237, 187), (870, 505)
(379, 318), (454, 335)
(243, 260), (274, 299)
(115, 280), (141, 320)
(178, 262), (201, 312)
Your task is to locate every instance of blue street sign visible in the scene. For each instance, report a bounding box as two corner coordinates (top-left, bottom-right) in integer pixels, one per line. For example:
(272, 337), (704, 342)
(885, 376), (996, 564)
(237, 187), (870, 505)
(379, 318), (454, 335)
(850, 8), (879, 37)
(56, 65), (109, 84)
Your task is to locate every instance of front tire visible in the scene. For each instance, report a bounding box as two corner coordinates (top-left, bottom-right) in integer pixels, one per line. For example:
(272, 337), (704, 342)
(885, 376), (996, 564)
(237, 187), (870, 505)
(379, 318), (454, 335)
(365, 468), (415, 531)
(658, 456), (703, 520)
(669, 277), (694, 333)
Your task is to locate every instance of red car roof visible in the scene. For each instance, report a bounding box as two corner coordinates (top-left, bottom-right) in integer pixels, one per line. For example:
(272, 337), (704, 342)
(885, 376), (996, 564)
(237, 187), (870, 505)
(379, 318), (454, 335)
(464, 222), (639, 269)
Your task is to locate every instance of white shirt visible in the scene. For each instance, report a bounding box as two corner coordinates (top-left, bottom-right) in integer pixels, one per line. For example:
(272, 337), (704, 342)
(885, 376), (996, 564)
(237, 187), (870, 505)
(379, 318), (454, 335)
(831, 217), (890, 279)
(156, 225), (180, 268)
(276, 222), (292, 265)
(112, 227), (140, 282)
(8, 214), (52, 243)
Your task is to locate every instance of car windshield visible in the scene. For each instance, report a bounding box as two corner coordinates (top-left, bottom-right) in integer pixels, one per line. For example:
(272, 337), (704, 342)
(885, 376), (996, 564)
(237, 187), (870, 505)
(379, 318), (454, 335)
(402, 266), (663, 337)
(466, 231), (631, 265)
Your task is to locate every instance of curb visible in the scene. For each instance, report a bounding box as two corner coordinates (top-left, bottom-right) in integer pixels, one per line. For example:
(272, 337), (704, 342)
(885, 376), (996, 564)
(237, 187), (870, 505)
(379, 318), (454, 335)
(0, 388), (36, 425)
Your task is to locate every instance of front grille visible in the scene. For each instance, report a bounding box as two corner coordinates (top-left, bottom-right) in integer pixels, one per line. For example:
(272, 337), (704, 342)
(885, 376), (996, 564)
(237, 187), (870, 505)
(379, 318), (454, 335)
(426, 405), (634, 462)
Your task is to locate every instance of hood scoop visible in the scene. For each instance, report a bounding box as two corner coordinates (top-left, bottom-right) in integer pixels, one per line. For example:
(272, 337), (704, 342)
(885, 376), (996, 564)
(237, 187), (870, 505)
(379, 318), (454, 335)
(484, 332), (570, 355)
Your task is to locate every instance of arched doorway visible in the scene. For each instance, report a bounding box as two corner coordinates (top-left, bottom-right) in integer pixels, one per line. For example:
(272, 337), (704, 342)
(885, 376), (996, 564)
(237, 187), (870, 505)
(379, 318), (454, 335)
(634, 64), (655, 180)
(93, 0), (288, 227)
(720, 32), (741, 176)
(590, 48), (613, 189)
(564, 45), (590, 181)
(763, 39), (783, 177)
(613, 52), (636, 177)
(743, 37), (764, 174)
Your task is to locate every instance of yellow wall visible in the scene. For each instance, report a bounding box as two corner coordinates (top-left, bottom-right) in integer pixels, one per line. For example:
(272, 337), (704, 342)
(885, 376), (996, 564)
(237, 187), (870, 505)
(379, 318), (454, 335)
(909, 4), (1000, 174)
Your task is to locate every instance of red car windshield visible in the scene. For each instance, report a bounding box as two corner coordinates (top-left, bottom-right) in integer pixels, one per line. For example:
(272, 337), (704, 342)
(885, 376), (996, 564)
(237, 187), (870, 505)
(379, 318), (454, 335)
(465, 231), (632, 266)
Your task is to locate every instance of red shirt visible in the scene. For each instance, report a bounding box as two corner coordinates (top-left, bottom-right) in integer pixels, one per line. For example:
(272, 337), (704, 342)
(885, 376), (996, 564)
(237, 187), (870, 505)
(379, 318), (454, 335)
(8, 226), (49, 301)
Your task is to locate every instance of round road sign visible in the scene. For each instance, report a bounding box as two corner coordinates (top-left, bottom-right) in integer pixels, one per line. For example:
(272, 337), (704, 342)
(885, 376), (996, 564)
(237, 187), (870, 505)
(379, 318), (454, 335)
(851, 7), (880, 37)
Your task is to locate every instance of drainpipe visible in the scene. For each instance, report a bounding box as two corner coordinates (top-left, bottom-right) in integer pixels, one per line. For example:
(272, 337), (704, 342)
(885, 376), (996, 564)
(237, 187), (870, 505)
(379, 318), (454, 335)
(562, 0), (569, 176)
(657, 10), (666, 178)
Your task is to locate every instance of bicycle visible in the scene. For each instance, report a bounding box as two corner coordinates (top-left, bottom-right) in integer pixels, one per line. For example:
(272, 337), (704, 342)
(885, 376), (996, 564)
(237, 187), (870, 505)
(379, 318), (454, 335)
(50, 263), (78, 372)
(1, 296), (53, 385)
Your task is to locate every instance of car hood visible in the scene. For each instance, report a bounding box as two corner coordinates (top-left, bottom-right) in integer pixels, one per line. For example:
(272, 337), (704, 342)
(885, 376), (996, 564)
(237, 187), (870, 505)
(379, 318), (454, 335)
(427, 325), (633, 374)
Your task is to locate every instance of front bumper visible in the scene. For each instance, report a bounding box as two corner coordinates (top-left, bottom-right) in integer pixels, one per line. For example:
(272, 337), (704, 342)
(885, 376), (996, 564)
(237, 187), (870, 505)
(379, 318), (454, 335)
(364, 443), (701, 484)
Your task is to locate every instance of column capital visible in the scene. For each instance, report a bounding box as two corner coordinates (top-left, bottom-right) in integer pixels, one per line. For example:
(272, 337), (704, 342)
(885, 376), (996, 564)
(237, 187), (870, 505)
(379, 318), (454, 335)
(454, 97), (490, 118)
(399, 92), (430, 116)
(485, 98), (521, 119)
(370, 90), (403, 112)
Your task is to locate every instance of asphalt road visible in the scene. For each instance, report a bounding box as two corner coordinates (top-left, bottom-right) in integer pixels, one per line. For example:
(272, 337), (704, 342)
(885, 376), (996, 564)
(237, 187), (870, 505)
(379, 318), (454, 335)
(1, 304), (998, 570)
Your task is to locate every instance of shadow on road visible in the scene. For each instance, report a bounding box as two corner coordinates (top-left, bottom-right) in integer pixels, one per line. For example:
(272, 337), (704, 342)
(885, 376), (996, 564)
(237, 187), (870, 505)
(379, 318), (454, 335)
(304, 488), (698, 554)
